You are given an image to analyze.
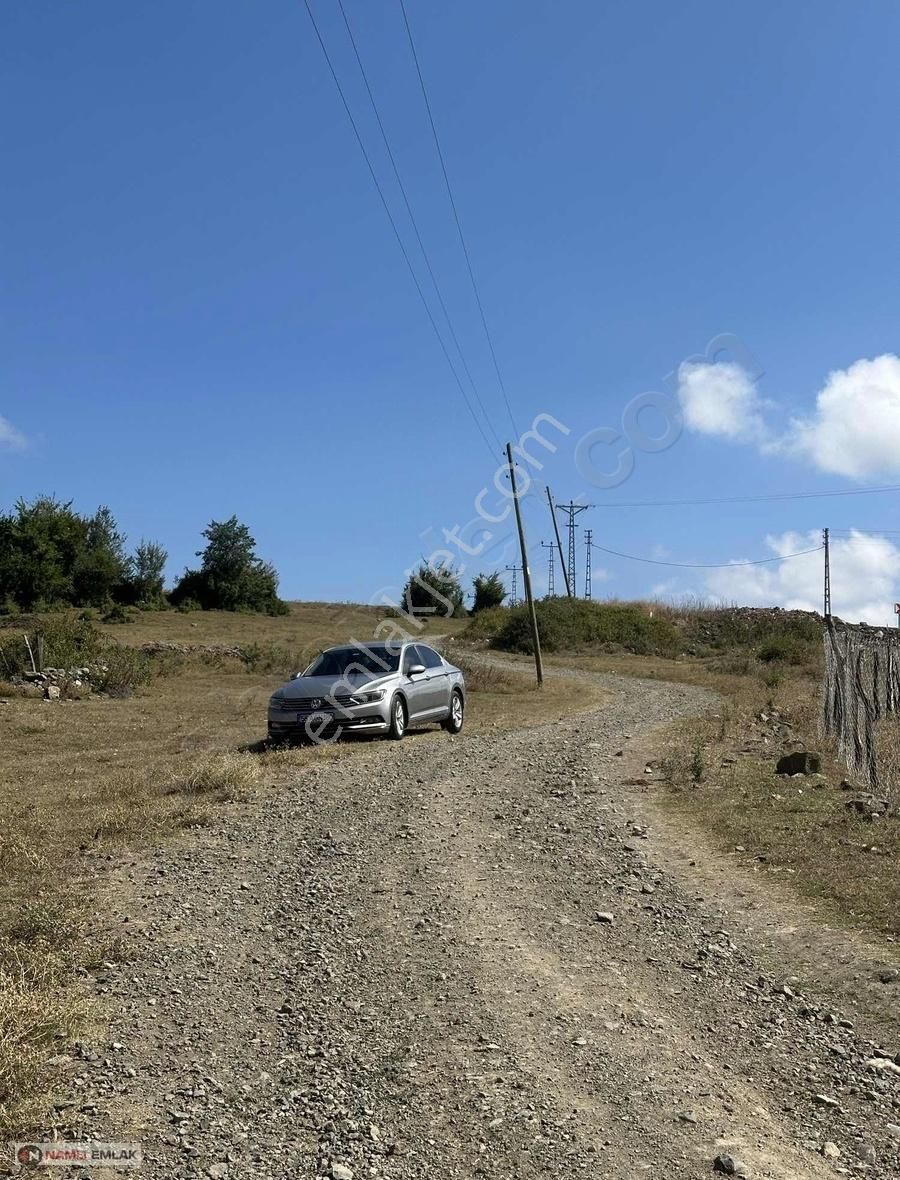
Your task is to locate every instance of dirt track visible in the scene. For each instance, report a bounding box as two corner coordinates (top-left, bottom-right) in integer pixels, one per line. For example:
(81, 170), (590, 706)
(47, 669), (900, 1179)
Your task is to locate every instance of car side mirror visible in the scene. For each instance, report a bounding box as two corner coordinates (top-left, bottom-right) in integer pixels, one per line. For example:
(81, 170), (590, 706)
(408, 663), (426, 677)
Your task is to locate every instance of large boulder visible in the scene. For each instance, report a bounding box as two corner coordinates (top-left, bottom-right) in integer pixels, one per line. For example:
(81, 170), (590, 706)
(776, 751), (821, 776)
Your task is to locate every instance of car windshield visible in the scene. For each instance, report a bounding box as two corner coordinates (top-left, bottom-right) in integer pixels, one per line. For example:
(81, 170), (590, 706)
(304, 645), (401, 678)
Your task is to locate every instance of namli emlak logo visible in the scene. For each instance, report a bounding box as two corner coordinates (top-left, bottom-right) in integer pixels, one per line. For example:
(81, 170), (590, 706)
(12, 1141), (142, 1169)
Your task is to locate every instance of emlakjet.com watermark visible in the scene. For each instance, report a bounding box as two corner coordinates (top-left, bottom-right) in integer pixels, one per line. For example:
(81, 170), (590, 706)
(12, 1141), (142, 1168)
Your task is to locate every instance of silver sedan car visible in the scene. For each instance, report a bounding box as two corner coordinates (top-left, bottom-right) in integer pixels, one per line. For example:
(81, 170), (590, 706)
(267, 640), (466, 744)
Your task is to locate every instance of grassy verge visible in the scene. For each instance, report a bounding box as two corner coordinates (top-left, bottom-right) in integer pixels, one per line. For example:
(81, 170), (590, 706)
(531, 640), (900, 940)
(0, 605), (600, 1133)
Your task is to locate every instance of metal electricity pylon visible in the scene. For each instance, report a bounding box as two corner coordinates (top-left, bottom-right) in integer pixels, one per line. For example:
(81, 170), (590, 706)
(505, 564), (522, 607)
(555, 501), (593, 597)
(540, 541), (556, 596)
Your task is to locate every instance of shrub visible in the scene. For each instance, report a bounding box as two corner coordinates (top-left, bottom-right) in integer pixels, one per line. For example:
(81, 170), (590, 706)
(756, 632), (818, 666)
(401, 561), (466, 618)
(463, 606), (508, 641)
(485, 598), (683, 657)
(0, 614), (104, 673)
(472, 572), (506, 613)
(91, 646), (154, 697)
(102, 603), (133, 624)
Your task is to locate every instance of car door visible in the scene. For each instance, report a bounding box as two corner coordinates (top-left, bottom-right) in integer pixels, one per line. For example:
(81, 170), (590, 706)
(402, 644), (432, 720)
(417, 645), (451, 716)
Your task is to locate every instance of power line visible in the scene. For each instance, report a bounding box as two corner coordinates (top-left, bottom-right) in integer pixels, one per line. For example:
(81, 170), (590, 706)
(302, 0), (498, 461)
(594, 484), (900, 509)
(398, 0), (519, 438)
(590, 541), (824, 570)
(830, 528), (900, 536)
(335, 0), (502, 451)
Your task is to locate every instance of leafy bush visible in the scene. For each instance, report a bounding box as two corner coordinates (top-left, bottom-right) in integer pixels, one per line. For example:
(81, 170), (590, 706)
(0, 613), (172, 696)
(0, 615), (104, 673)
(91, 646), (154, 697)
(463, 605), (508, 641)
(102, 603), (133, 624)
(756, 632), (818, 666)
(485, 598), (683, 657)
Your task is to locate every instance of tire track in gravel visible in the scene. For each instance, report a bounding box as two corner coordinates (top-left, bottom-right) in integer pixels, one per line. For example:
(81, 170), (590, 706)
(45, 669), (900, 1180)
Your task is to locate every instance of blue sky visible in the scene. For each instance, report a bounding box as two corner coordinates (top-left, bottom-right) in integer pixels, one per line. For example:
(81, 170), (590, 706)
(4, 2), (900, 620)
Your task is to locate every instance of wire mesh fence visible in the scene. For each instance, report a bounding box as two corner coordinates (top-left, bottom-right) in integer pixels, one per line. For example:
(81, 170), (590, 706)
(822, 621), (900, 806)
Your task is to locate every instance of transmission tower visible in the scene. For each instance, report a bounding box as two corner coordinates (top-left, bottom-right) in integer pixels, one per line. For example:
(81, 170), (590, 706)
(584, 529), (593, 599)
(555, 501), (593, 597)
(540, 541), (556, 596)
(505, 564), (522, 607)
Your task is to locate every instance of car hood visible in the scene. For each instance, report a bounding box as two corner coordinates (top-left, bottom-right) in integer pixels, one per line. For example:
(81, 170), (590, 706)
(276, 672), (391, 701)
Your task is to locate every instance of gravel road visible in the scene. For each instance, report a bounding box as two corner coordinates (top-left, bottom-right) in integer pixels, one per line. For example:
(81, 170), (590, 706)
(43, 670), (900, 1179)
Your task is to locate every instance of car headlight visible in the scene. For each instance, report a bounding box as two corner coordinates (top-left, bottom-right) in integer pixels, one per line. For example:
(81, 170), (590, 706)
(350, 688), (385, 704)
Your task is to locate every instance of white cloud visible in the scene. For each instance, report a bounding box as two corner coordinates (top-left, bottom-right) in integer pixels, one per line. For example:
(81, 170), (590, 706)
(678, 352), (900, 482)
(677, 360), (767, 442)
(0, 416), (26, 450)
(703, 530), (900, 626)
(786, 354), (900, 479)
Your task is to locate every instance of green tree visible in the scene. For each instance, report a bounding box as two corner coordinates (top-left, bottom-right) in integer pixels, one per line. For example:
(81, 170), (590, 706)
(0, 497), (88, 610)
(472, 571), (506, 613)
(124, 539), (168, 606)
(73, 505), (129, 606)
(402, 561), (466, 618)
(171, 516), (287, 614)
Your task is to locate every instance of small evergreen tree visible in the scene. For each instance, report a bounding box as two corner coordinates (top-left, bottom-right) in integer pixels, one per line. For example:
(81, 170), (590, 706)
(472, 571), (506, 613)
(402, 561), (465, 618)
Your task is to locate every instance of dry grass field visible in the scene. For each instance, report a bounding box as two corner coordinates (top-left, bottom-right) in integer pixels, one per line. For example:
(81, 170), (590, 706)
(0, 602), (604, 1132)
(96, 599), (470, 650)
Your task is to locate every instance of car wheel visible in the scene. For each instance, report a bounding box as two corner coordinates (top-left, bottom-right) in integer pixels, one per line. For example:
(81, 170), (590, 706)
(388, 694), (407, 740)
(442, 690), (464, 734)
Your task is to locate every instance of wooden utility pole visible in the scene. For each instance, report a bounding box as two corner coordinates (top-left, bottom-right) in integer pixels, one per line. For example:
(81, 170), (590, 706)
(545, 486), (572, 597)
(508, 444), (543, 686)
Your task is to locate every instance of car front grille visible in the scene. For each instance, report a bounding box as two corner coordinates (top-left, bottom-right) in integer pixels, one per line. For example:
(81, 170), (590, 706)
(275, 694), (356, 714)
